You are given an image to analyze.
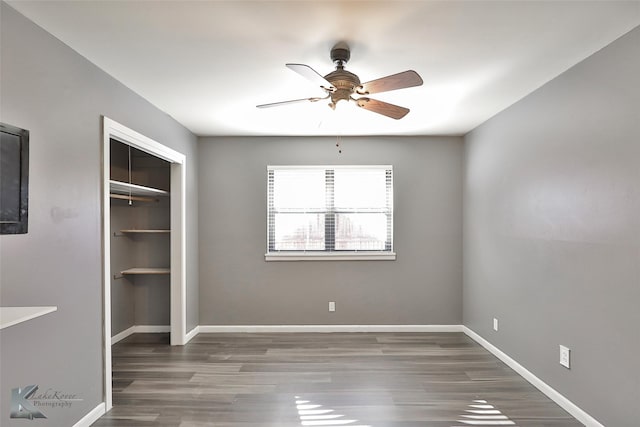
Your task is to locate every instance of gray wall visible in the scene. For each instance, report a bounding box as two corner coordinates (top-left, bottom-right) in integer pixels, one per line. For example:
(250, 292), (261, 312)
(198, 136), (463, 326)
(463, 27), (639, 426)
(0, 4), (198, 426)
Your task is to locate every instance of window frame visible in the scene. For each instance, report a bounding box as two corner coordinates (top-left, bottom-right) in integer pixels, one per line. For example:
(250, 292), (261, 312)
(265, 165), (396, 261)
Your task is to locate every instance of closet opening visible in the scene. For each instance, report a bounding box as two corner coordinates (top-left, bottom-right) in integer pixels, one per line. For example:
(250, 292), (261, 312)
(102, 117), (187, 411)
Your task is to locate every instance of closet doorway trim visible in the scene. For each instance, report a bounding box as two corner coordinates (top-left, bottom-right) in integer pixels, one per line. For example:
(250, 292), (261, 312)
(102, 116), (187, 411)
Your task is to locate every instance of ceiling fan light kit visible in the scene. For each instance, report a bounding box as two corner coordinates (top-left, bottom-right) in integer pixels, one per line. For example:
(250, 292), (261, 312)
(257, 42), (423, 120)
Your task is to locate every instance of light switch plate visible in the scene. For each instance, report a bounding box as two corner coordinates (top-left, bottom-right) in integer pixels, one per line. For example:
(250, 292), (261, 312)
(560, 345), (570, 369)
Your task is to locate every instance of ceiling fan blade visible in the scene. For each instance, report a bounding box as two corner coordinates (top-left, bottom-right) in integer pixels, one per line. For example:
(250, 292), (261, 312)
(286, 63), (334, 90)
(355, 97), (410, 120)
(256, 96), (326, 108)
(358, 70), (423, 95)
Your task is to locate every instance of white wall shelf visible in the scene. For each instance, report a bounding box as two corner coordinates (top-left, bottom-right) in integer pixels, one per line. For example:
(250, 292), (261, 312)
(0, 306), (58, 330)
(109, 180), (169, 197)
(119, 229), (170, 234)
(121, 268), (170, 275)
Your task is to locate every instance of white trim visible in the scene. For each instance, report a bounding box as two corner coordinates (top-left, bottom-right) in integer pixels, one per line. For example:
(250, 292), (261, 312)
(265, 252), (396, 261)
(111, 325), (173, 345)
(102, 118), (113, 411)
(0, 306), (57, 330)
(106, 118), (184, 164)
(170, 160), (187, 346)
(72, 403), (105, 427)
(102, 116), (188, 412)
(198, 325), (463, 333)
(463, 326), (604, 427)
(185, 325), (200, 343)
(110, 325), (136, 344)
(134, 325), (171, 333)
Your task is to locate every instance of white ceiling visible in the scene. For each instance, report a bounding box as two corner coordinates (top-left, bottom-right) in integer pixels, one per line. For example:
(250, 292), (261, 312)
(8, 1), (639, 137)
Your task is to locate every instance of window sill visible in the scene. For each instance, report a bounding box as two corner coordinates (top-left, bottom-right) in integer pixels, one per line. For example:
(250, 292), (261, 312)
(265, 252), (396, 261)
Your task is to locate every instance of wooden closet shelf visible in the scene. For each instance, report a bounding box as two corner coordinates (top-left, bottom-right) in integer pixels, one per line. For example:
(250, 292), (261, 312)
(121, 268), (170, 275)
(109, 180), (169, 197)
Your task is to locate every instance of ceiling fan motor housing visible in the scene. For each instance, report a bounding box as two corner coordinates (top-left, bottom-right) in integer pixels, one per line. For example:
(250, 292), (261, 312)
(325, 67), (361, 105)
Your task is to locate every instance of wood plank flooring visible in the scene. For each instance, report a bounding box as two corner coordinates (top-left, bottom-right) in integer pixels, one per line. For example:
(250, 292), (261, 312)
(93, 332), (582, 427)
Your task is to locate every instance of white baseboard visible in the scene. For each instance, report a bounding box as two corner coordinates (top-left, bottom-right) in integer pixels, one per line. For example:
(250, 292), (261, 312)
(463, 326), (604, 427)
(185, 325), (199, 343)
(72, 402), (105, 427)
(110, 326), (136, 344)
(198, 324), (463, 333)
(113, 325), (461, 343)
(135, 325), (170, 333)
(111, 325), (170, 345)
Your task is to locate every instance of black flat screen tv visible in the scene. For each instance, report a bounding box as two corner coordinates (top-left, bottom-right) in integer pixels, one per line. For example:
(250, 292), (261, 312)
(1, 122), (29, 234)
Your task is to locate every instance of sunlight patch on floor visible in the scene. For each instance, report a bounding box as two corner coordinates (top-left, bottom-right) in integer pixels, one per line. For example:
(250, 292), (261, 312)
(452, 399), (517, 426)
(295, 396), (371, 427)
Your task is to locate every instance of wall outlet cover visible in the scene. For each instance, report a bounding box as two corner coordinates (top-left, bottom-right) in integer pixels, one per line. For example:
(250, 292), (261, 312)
(560, 345), (570, 369)
(329, 301), (336, 312)
(493, 318), (498, 331)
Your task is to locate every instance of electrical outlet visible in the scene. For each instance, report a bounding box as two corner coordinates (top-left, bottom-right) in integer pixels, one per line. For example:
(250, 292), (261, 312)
(559, 345), (570, 369)
(328, 301), (336, 312)
(493, 318), (498, 331)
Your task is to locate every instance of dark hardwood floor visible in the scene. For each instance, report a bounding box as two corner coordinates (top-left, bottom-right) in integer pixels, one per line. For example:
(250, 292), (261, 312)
(93, 332), (582, 426)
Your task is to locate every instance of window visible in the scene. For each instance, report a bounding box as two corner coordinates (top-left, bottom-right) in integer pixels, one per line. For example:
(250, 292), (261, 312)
(266, 165), (394, 260)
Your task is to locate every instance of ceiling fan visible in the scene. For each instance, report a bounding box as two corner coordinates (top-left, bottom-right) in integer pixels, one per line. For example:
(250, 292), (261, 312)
(257, 42), (423, 120)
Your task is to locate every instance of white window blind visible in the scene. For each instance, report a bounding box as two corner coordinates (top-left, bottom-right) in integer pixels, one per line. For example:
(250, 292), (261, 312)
(267, 165), (393, 259)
